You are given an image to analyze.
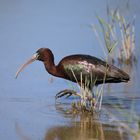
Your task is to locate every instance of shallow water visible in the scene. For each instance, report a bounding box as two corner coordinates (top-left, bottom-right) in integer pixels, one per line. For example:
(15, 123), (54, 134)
(0, 0), (140, 140)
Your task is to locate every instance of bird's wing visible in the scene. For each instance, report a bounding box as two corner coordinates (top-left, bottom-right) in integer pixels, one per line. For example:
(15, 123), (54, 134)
(58, 54), (129, 85)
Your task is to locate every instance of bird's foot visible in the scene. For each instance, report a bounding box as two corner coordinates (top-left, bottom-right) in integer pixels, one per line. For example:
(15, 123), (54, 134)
(55, 89), (81, 100)
(55, 89), (96, 112)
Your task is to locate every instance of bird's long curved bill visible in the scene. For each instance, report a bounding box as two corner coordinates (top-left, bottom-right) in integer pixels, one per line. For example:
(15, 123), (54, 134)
(15, 53), (39, 78)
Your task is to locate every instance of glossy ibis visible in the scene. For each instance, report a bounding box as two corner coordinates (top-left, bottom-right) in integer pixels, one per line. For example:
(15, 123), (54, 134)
(15, 48), (130, 106)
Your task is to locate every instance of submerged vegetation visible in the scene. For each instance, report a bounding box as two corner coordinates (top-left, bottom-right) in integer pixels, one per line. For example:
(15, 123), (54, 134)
(92, 8), (137, 64)
(56, 97), (140, 140)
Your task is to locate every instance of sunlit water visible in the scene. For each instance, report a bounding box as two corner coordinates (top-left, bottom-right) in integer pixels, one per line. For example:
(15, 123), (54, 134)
(0, 0), (140, 140)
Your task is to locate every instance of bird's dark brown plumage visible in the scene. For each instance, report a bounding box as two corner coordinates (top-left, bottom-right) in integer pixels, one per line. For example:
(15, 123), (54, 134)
(57, 54), (130, 85)
(16, 48), (130, 92)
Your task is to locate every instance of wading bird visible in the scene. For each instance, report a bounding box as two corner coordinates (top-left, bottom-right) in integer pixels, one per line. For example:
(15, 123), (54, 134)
(15, 48), (130, 106)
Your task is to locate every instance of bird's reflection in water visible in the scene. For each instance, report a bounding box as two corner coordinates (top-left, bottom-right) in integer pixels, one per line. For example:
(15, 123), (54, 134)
(44, 103), (129, 140)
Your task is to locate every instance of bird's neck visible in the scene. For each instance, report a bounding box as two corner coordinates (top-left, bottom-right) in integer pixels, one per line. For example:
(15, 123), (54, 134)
(44, 61), (63, 78)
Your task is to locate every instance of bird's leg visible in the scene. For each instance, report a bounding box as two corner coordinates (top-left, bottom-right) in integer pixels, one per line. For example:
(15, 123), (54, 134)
(55, 89), (81, 99)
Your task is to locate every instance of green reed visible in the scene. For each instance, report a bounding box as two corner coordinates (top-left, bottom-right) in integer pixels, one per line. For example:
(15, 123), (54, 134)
(68, 65), (109, 112)
(92, 9), (136, 64)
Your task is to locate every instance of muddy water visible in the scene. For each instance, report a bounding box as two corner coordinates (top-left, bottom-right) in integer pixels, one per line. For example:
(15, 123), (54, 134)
(0, 0), (140, 140)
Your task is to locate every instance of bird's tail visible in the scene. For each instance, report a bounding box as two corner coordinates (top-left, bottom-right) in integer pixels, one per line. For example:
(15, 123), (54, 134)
(108, 65), (130, 83)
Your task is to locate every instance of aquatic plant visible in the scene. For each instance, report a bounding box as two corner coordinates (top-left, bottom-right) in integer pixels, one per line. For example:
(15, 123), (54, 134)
(65, 67), (108, 112)
(92, 9), (136, 64)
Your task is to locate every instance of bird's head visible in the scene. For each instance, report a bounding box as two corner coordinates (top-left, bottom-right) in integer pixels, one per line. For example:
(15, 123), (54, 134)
(36, 48), (54, 61)
(15, 48), (53, 78)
